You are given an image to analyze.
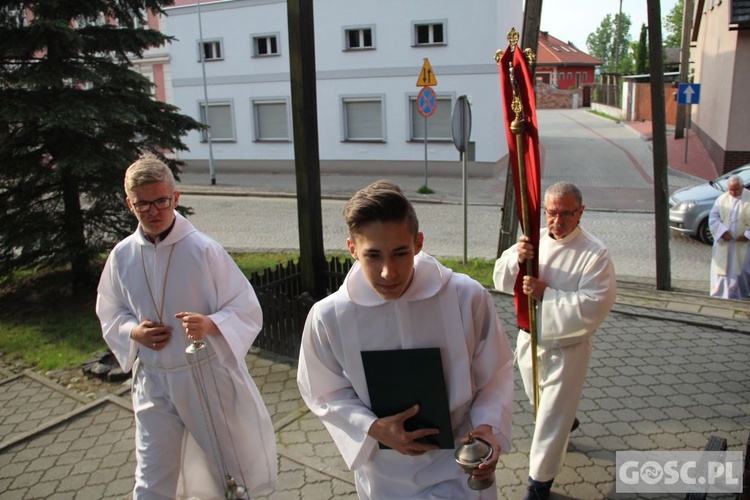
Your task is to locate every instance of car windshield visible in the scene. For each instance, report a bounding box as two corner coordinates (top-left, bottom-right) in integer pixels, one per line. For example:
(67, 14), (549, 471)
(713, 165), (750, 191)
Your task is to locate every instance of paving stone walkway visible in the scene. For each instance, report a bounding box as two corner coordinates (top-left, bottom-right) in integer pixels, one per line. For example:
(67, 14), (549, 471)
(1, 287), (748, 499)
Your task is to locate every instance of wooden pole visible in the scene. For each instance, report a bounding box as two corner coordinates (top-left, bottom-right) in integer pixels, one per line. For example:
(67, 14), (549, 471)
(497, 0), (543, 257)
(675, 0), (694, 139)
(647, 0), (672, 291)
(287, 0), (327, 298)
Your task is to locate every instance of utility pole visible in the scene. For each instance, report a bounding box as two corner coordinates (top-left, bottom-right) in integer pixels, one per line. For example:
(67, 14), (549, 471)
(612, 0), (623, 107)
(287, 0), (327, 298)
(674, 0), (694, 139)
(613, 0), (623, 73)
(497, 0), (542, 256)
(646, 0), (672, 291)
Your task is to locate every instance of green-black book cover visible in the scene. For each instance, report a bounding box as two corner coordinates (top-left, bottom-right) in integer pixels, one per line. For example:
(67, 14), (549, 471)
(361, 347), (454, 449)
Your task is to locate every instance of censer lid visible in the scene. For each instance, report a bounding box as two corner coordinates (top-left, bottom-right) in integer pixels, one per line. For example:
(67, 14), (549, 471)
(454, 434), (493, 466)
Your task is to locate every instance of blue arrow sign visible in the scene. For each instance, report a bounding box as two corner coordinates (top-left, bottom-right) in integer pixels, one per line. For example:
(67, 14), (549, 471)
(678, 83), (701, 105)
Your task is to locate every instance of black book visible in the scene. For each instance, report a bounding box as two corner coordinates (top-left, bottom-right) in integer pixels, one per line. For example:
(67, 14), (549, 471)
(361, 347), (454, 449)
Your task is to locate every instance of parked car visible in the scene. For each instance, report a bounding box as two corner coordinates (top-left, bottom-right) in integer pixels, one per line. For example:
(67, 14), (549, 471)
(668, 163), (750, 245)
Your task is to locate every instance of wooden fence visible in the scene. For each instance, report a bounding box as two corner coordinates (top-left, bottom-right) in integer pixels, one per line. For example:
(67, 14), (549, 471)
(249, 257), (353, 358)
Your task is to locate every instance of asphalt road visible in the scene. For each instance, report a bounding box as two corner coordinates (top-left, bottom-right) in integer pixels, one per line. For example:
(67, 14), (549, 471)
(181, 194), (711, 292)
(178, 108), (714, 292)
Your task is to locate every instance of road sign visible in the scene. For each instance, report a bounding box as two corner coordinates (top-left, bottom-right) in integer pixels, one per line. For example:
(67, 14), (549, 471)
(416, 58), (437, 87)
(417, 86), (437, 118)
(677, 83), (701, 105)
(451, 95), (472, 153)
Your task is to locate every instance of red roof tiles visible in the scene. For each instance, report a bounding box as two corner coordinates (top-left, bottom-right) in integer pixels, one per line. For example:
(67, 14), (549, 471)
(536, 31), (602, 66)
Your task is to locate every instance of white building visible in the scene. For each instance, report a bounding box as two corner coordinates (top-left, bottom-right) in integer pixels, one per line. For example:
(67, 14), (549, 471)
(161, 0), (523, 173)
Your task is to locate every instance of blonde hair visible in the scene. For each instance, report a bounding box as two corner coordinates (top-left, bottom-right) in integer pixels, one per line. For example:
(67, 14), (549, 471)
(124, 154), (175, 195)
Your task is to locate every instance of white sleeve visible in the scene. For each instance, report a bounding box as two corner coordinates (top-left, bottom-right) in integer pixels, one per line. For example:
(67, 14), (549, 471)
(296, 304), (378, 471)
(96, 254), (139, 372)
(203, 244), (262, 368)
(493, 243), (520, 295)
(539, 248), (616, 347)
(709, 198), (728, 240)
(467, 288), (514, 454)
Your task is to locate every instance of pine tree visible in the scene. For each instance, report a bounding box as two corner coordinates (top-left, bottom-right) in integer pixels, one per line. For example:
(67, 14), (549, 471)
(636, 24), (649, 75)
(0, 1), (202, 291)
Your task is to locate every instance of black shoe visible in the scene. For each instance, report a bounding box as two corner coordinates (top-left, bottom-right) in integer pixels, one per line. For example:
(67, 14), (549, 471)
(570, 417), (580, 433)
(523, 478), (553, 500)
(523, 485), (551, 500)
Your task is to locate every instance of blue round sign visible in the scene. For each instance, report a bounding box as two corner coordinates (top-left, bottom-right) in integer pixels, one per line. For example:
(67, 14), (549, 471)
(417, 86), (437, 118)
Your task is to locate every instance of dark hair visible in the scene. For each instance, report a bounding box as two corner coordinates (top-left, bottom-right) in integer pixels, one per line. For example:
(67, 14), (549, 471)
(344, 180), (419, 237)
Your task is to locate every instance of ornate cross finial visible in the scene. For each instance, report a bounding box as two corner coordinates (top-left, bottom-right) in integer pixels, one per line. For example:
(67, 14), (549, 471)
(507, 27), (520, 50)
(494, 27), (536, 66)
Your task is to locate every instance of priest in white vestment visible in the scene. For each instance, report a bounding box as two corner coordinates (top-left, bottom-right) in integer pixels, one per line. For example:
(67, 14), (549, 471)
(297, 181), (513, 499)
(493, 182), (616, 500)
(96, 155), (277, 499)
(709, 174), (750, 300)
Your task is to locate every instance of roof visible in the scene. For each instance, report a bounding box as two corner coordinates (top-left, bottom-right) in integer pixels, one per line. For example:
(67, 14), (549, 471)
(536, 31), (602, 66)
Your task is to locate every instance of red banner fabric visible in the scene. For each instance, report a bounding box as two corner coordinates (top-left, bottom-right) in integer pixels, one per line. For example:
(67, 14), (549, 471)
(498, 45), (542, 331)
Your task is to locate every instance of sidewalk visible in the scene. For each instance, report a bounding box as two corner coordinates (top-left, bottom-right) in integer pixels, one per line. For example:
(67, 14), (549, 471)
(1, 288), (748, 499)
(623, 120), (718, 181)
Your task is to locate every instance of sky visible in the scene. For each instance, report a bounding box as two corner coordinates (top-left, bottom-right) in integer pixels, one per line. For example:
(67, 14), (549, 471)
(539, 0), (680, 53)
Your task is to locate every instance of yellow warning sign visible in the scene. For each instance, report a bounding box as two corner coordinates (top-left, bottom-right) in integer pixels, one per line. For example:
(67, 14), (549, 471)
(416, 58), (437, 87)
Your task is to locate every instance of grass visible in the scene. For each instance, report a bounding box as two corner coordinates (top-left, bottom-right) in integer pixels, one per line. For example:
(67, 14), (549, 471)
(0, 253), (496, 372)
(587, 109), (621, 123)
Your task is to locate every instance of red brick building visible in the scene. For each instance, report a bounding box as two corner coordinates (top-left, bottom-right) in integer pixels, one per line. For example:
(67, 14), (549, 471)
(535, 31), (601, 90)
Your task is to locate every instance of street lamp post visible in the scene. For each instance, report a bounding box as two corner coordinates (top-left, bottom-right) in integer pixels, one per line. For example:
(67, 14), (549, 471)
(197, 0), (216, 185)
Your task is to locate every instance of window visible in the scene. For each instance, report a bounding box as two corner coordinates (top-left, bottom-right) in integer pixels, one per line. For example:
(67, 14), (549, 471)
(199, 101), (234, 142)
(1, 6), (27, 28)
(252, 33), (280, 57)
(344, 26), (374, 50)
(342, 96), (385, 141)
(252, 98), (290, 141)
(199, 39), (223, 61)
(128, 8), (148, 29)
(413, 21), (446, 46)
(409, 95), (452, 141)
(576, 72), (580, 87)
(583, 72), (588, 82)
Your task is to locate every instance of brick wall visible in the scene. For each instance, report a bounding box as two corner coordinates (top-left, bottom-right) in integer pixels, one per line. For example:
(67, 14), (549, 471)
(725, 151), (750, 170)
(535, 83), (583, 109)
(695, 125), (750, 174)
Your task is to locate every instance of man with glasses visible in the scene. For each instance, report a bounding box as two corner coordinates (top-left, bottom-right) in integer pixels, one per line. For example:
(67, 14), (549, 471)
(96, 154), (276, 498)
(493, 182), (616, 500)
(708, 174), (750, 299)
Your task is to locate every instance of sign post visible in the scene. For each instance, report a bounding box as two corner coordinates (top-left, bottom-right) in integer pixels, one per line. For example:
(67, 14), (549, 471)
(677, 83), (700, 163)
(452, 95), (472, 264)
(416, 59), (437, 190)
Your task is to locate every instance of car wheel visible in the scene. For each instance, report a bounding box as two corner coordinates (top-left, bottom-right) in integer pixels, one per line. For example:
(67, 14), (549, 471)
(697, 218), (714, 245)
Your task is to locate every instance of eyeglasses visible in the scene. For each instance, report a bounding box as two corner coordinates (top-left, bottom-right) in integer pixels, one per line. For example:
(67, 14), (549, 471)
(544, 208), (580, 219)
(132, 197), (173, 213)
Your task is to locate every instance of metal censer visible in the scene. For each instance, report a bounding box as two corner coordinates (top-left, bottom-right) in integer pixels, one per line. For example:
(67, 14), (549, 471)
(454, 433), (494, 490)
